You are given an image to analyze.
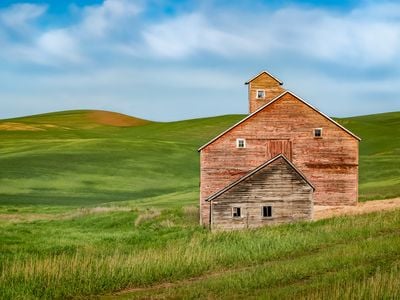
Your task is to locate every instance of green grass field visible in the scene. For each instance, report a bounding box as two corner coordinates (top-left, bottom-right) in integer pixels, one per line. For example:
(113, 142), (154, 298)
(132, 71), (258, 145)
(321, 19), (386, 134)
(0, 110), (399, 206)
(0, 109), (400, 299)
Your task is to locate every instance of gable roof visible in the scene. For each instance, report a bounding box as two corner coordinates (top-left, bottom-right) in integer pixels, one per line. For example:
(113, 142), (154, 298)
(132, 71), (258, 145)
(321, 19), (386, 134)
(198, 90), (361, 151)
(206, 154), (315, 202)
(245, 70), (283, 85)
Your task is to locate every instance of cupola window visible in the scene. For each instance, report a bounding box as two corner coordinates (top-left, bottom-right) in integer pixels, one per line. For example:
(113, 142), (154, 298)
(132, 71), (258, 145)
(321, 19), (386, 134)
(256, 89), (265, 99)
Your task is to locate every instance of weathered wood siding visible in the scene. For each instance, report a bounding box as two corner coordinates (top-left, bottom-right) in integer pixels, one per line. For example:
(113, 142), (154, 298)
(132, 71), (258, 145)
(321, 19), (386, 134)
(248, 73), (285, 113)
(210, 158), (313, 231)
(200, 92), (358, 225)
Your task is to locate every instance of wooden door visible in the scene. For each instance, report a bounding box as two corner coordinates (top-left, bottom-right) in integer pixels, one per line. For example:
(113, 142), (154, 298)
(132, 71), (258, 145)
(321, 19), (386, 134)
(265, 139), (292, 160)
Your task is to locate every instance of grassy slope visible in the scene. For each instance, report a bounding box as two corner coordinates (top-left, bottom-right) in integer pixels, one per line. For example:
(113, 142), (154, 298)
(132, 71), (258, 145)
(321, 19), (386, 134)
(0, 110), (243, 206)
(337, 112), (400, 200)
(0, 110), (400, 299)
(1, 208), (400, 299)
(0, 110), (399, 207)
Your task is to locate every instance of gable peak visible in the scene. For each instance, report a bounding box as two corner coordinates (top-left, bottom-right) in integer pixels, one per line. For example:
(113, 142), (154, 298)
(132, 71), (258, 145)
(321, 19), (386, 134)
(245, 70), (283, 85)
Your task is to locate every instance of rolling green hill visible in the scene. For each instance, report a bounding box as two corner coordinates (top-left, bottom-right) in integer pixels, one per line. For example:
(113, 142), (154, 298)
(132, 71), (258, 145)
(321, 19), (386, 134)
(1, 109), (400, 299)
(337, 112), (400, 200)
(0, 109), (151, 130)
(0, 110), (399, 206)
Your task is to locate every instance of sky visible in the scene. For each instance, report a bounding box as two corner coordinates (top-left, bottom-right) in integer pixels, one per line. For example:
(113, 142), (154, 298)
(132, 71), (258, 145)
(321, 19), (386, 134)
(0, 0), (399, 121)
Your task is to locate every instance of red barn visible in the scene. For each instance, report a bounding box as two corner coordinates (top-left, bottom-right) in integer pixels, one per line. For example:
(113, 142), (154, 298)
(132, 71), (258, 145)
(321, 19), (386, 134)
(198, 71), (360, 228)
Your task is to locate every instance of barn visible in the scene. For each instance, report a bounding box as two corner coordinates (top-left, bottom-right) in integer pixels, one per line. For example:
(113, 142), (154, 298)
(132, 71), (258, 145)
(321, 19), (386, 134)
(199, 71), (361, 229)
(207, 154), (314, 231)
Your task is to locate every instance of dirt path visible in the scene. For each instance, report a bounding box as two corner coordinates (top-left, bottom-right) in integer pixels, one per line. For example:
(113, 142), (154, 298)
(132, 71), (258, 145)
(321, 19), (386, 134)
(0, 206), (132, 223)
(100, 239), (344, 299)
(314, 198), (400, 220)
(2, 198), (400, 224)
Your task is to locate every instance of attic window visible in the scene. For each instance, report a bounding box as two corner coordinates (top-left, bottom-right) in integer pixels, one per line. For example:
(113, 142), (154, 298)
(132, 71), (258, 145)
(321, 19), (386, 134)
(236, 138), (246, 148)
(256, 89), (265, 99)
(262, 206), (272, 218)
(314, 128), (323, 138)
(232, 207), (241, 218)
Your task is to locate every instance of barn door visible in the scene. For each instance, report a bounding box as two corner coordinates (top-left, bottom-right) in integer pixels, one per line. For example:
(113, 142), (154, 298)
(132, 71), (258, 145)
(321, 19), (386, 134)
(265, 139), (292, 160)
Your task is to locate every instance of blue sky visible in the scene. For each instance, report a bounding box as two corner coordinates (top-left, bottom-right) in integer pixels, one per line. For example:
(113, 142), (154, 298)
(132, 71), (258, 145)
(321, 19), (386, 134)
(0, 0), (399, 121)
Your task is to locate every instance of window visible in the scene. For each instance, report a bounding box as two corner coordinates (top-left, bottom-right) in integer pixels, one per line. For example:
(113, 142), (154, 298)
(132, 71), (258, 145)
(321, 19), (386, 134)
(314, 128), (323, 138)
(256, 89), (265, 99)
(262, 206), (272, 218)
(236, 138), (246, 148)
(232, 207), (241, 218)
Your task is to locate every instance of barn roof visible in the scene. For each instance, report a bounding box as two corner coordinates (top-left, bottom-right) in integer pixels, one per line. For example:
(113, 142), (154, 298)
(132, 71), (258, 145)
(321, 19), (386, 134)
(206, 154), (315, 202)
(198, 90), (361, 151)
(245, 70), (283, 85)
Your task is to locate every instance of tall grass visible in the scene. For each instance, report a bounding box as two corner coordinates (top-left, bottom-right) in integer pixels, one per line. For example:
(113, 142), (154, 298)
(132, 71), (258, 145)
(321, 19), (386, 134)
(129, 234), (400, 299)
(295, 263), (400, 299)
(1, 208), (400, 299)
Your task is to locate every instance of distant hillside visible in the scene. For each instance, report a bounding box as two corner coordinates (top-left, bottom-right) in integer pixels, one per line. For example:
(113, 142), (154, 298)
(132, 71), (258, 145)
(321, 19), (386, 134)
(335, 111), (400, 155)
(335, 111), (400, 200)
(0, 110), (398, 205)
(0, 110), (151, 131)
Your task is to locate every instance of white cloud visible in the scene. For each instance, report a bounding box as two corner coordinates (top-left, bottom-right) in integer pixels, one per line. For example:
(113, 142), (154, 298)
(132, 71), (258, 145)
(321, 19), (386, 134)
(81, 0), (142, 37)
(2, 1), (400, 67)
(143, 13), (251, 58)
(0, 3), (46, 29)
(350, 2), (400, 20)
(1, 1), (400, 120)
(0, 0), (142, 66)
(142, 3), (400, 66)
(265, 6), (400, 66)
(36, 29), (82, 63)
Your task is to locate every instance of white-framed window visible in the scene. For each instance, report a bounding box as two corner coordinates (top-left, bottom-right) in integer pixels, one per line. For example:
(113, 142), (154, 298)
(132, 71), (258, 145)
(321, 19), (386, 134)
(314, 128), (323, 138)
(236, 138), (246, 148)
(256, 89), (266, 99)
(262, 206), (272, 218)
(232, 207), (241, 218)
